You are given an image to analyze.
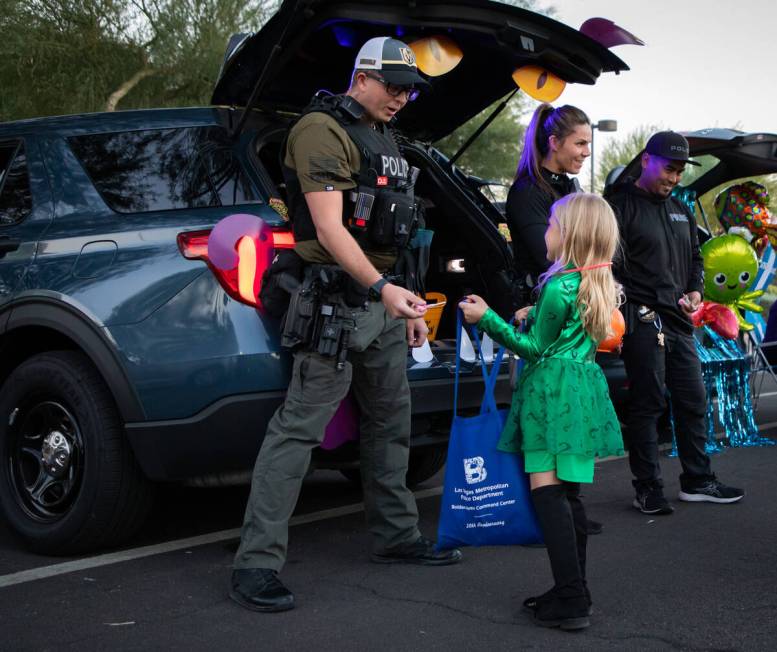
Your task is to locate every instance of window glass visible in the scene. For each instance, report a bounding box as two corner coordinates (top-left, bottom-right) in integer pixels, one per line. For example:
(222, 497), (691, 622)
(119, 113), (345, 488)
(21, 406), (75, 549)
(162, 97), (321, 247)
(679, 154), (720, 187)
(0, 142), (33, 226)
(68, 127), (259, 213)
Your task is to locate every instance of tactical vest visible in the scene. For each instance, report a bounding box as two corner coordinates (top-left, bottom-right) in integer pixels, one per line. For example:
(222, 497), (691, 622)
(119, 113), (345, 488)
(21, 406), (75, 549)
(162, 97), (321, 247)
(282, 92), (418, 251)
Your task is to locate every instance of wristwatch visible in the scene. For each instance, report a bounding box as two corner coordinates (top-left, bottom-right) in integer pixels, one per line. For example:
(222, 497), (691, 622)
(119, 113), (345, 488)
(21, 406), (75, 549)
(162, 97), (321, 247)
(368, 277), (389, 301)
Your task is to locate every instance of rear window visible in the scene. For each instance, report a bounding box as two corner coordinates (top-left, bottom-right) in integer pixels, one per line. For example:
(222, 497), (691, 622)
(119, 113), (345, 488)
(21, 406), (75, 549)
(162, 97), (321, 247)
(0, 141), (33, 226)
(69, 126), (259, 213)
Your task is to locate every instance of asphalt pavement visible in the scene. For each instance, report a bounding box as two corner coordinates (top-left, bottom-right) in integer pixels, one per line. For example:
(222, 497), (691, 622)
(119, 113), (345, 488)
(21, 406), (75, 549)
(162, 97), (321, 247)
(2, 396), (777, 650)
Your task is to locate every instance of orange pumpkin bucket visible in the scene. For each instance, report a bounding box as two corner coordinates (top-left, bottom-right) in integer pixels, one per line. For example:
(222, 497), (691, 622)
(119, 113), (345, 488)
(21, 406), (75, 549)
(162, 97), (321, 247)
(423, 292), (447, 342)
(598, 308), (626, 353)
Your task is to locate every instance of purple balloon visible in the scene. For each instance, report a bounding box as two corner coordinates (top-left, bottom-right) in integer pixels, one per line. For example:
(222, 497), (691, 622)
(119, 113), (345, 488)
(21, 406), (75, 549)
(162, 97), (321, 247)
(208, 213), (265, 270)
(580, 18), (645, 49)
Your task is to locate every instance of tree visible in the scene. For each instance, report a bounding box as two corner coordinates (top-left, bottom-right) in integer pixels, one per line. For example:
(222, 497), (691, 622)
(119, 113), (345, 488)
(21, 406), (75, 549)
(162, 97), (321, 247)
(0, 0), (280, 121)
(593, 124), (661, 193)
(434, 94), (531, 182)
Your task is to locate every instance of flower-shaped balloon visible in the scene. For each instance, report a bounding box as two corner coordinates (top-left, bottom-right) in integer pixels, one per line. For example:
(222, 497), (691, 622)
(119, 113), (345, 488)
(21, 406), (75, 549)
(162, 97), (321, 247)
(714, 181), (777, 247)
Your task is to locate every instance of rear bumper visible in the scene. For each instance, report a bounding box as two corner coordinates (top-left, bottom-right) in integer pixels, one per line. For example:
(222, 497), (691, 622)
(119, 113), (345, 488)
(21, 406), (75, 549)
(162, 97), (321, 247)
(125, 373), (510, 481)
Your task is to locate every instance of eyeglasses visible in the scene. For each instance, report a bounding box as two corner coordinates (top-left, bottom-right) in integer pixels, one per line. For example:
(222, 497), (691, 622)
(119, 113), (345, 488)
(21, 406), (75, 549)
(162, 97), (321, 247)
(363, 72), (420, 102)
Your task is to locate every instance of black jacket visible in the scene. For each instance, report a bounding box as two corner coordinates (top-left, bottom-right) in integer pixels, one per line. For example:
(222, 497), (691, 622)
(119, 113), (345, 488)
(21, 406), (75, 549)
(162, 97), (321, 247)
(505, 168), (577, 286)
(606, 179), (704, 334)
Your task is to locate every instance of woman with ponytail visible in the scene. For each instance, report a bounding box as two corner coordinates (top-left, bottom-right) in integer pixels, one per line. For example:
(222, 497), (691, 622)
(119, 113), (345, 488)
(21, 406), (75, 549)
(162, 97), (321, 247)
(460, 193), (624, 631)
(507, 103), (592, 306)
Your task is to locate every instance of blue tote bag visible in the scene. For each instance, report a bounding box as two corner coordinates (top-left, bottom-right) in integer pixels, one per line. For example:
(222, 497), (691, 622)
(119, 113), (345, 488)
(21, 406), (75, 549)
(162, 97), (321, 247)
(436, 310), (543, 549)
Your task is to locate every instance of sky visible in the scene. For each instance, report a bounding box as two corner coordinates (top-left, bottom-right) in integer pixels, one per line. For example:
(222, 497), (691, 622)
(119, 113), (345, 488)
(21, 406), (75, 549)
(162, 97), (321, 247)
(539, 0), (777, 183)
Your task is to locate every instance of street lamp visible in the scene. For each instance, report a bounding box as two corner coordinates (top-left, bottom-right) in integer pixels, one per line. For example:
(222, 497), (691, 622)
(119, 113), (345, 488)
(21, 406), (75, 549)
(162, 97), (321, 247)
(590, 119), (618, 192)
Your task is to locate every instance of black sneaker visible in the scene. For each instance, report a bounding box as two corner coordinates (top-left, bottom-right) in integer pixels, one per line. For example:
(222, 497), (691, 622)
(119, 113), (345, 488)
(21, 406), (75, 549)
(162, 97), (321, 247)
(229, 568), (295, 612)
(531, 595), (591, 631)
(633, 486), (674, 515)
(679, 479), (744, 504)
(371, 536), (463, 566)
(523, 588), (593, 616)
(586, 519), (603, 535)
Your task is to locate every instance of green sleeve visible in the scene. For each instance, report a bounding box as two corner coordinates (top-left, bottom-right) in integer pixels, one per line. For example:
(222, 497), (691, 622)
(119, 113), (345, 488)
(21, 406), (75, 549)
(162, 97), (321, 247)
(477, 279), (571, 361)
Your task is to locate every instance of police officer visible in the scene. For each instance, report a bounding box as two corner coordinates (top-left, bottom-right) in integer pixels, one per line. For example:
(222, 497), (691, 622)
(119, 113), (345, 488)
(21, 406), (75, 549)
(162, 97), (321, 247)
(606, 131), (744, 515)
(229, 37), (462, 613)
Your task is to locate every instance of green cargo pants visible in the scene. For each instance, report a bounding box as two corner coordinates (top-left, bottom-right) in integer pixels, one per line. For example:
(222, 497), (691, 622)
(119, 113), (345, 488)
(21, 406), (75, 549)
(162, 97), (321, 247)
(233, 297), (421, 571)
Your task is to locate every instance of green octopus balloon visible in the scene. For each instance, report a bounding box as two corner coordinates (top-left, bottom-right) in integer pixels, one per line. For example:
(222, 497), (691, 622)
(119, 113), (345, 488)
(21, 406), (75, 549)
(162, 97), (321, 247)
(701, 234), (763, 331)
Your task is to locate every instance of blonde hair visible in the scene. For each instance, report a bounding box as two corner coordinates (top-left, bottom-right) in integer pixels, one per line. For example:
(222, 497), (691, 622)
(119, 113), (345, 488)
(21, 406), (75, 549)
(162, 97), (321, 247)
(538, 193), (623, 343)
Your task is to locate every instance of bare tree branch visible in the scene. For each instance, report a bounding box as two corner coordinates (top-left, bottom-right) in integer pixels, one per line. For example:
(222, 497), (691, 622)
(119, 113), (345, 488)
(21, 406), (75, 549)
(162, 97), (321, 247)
(105, 66), (156, 111)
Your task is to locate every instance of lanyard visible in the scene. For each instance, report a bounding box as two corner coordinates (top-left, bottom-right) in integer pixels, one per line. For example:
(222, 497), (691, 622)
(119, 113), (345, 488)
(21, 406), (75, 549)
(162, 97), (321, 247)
(560, 262), (613, 274)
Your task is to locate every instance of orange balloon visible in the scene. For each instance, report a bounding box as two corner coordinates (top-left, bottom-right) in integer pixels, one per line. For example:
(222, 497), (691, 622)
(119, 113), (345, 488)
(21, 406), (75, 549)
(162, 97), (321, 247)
(597, 308), (625, 353)
(512, 65), (566, 102)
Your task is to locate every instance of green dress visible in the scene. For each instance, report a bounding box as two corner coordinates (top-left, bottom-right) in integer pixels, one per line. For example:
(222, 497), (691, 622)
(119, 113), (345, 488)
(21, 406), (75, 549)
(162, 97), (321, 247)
(477, 271), (624, 482)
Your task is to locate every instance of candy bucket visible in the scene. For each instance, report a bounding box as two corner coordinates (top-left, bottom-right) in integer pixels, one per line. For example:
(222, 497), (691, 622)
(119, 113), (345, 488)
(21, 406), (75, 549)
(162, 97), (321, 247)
(423, 292), (447, 341)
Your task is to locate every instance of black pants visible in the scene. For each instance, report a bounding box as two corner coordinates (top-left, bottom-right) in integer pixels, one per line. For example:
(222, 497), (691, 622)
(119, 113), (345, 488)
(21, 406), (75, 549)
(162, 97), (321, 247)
(621, 319), (713, 490)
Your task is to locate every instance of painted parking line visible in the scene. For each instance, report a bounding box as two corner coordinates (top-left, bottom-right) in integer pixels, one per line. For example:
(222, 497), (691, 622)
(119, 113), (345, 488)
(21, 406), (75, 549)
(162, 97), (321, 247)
(0, 486), (444, 589)
(3, 419), (777, 590)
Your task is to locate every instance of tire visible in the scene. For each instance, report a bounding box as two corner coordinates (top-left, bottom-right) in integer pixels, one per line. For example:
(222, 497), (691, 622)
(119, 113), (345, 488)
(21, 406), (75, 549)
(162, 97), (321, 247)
(405, 444), (448, 488)
(339, 444), (448, 489)
(0, 351), (154, 555)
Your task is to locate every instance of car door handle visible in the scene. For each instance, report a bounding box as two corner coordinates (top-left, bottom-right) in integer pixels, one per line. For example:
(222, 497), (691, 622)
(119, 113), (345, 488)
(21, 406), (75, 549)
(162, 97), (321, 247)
(0, 237), (21, 258)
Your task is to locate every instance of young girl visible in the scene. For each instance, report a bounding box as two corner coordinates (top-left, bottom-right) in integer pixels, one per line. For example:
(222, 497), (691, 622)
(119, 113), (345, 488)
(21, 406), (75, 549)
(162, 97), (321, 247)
(459, 193), (624, 631)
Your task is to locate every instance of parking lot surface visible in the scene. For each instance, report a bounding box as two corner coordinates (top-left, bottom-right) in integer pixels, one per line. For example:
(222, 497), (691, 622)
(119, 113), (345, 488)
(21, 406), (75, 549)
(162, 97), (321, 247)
(3, 391), (777, 651)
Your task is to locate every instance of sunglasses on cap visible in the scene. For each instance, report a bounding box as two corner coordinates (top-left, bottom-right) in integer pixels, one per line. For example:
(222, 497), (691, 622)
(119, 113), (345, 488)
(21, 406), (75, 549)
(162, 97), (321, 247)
(363, 72), (420, 102)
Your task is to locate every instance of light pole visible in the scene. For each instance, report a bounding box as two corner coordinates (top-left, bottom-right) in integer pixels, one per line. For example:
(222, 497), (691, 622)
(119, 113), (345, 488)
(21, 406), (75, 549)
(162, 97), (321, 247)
(590, 119), (618, 192)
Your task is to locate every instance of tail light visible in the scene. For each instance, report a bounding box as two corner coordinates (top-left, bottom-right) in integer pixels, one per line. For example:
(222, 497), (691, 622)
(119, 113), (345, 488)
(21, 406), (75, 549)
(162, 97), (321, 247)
(177, 224), (295, 308)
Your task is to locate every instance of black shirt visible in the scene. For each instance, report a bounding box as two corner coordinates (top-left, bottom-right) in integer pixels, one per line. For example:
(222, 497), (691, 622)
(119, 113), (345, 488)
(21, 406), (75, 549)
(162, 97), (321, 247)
(505, 168), (578, 284)
(606, 179), (704, 334)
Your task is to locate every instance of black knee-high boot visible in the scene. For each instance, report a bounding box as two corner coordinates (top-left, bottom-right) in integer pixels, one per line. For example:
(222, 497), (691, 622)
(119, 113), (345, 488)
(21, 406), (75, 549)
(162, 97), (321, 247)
(566, 483), (587, 581)
(566, 482), (592, 607)
(529, 484), (590, 630)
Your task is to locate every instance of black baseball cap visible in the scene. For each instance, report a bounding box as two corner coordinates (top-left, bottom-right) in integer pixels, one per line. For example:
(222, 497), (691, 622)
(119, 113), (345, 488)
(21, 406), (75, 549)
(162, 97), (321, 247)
(354, 37), (431, 90)
(645, 131), (701, 166)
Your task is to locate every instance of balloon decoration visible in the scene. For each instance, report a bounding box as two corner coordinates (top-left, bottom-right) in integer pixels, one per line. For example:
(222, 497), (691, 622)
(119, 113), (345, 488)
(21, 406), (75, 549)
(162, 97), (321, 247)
(409, 35), (463, 77)
(714, 181), (777, 251)
(669, 181), (776, 453)
(597, 307), (625, 352)
(700, 234), (763, 331)
(407, 19), (644, 104)
(579, 18), (646, 48)
(512, 65), (566, 103)
(691, 302), (739, 340)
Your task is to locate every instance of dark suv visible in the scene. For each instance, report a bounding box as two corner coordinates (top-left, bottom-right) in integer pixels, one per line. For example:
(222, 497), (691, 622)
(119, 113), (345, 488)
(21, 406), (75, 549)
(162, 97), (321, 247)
(0, 0), (628, 554)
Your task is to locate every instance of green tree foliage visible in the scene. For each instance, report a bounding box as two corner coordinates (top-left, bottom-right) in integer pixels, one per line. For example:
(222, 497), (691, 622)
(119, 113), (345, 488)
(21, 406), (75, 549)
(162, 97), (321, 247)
(0, 0), (279, 121)
(0, 0), (550, 187)
(593, 123), (661, 193)
(434, 95), (530, 182)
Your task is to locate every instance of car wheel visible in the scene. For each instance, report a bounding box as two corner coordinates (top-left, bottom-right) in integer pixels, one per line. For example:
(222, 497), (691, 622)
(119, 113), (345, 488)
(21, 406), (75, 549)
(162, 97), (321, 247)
(339, 444), (448, 489)
(405, 444), (448, 488)
(0, 351), (154, 555)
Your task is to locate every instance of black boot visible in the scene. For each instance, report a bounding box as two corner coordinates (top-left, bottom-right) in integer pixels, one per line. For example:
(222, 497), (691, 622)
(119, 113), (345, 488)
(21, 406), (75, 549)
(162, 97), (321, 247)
(566, 482), (593, 612)
(229, 568), (295, 612)
(527, 484), (590, 631)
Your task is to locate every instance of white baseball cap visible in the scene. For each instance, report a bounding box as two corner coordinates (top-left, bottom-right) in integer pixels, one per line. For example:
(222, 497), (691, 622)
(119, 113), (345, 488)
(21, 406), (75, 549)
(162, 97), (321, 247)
(354, 37), (431, 89)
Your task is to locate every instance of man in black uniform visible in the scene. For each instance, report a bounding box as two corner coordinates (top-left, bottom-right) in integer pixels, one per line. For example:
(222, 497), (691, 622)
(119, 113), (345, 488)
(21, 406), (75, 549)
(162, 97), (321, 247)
(606, 131), (744, 515)
(229, 37), (461, 614)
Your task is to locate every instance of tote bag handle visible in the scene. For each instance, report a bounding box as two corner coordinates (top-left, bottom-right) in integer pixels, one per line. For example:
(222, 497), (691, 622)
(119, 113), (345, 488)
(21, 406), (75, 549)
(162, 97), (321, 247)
(453, 308), (511, 417)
